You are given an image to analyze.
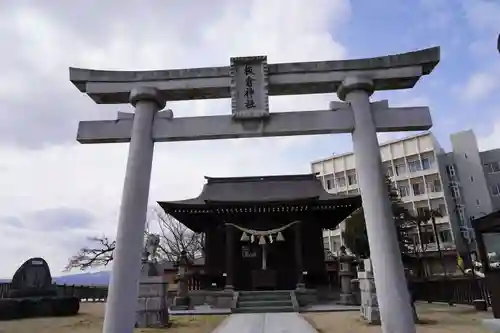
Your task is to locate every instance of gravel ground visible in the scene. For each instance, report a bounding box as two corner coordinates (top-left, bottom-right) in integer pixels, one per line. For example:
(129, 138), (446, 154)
(0, 303), (227, 333)
(302, 303), (493, 333)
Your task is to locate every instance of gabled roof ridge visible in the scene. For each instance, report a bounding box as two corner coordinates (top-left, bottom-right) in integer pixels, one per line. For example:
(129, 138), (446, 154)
(204, 173), (317, 183)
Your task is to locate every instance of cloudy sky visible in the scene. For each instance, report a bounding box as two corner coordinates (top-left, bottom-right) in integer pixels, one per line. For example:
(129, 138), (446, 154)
(0, 0), (499, 278)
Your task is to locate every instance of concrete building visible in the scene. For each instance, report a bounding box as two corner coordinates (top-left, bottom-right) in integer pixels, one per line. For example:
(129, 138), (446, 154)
(312, 129), (499, 275)
(479, 149), (500, 211)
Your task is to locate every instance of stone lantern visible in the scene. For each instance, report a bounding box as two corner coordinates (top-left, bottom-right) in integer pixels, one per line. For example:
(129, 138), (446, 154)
(172, 251), (191, 310)
(338, 246), (356, 305)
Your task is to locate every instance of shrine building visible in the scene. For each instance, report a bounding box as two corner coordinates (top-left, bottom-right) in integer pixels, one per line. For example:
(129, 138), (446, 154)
(159, 173), (362, 291)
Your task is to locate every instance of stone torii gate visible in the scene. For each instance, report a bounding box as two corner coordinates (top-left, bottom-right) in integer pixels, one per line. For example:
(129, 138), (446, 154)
(70, 47), (439, 333)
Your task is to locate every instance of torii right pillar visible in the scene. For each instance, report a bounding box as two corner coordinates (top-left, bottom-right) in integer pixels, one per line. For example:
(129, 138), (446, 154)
(338, 77), (415, 333)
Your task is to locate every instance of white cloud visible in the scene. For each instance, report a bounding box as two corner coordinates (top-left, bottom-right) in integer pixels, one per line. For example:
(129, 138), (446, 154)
(0, 0), (351, 277)
(477, 118), (500, 151)
(461, 70), (499, 102)
(462, 0), (500, 33)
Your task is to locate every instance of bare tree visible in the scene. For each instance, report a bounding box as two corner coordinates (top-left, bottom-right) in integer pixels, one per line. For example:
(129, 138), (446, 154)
(150, 207), (205, 263)
(65, 236), (116, 271)
(65, 206), (205, 271)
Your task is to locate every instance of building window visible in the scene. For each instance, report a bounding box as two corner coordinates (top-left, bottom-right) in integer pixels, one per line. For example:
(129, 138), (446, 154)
(458, 207), (466, 223)
(426, 179), (442, 193)
(347, 174), (357, 186)
(408, 160), (422, 173)
(476, 199), (480, 205)
(416, 206), (429, 217)
(323, 237), (329, 249)
(490, 184), (500, 196)
(451, 186), (460, 198)
(445, 165), (456, 178)
(437, 204), (447, 216)
(484, 162), (500, 174)
(434, 179), (442, 192)
(335, 176), (346, 188)
(398, 185), (409, 197)
(326, 179), (332, 189)
(412, 182), (425, 196)
(421, 157), (433, 170)
(395, 164), (406, 176)
(421, 230), (435, 244)
(386, 166), (394, 177)
(439, 229), (452, 243)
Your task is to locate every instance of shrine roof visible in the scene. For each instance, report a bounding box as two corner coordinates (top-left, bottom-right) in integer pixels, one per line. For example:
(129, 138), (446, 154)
(158, 173), (362, 232)
(158, 173), (355, 206)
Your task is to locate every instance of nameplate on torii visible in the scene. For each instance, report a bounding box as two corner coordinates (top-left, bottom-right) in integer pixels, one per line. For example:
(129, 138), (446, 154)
(230, 56), (269, 120)
(77, 99), (431, 144)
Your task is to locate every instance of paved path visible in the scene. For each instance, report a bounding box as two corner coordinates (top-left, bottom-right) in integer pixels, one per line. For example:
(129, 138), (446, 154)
(212, 313), (318, 333)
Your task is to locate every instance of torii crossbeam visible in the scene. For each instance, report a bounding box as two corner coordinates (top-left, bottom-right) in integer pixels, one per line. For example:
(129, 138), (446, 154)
(70, 47), (439, 333)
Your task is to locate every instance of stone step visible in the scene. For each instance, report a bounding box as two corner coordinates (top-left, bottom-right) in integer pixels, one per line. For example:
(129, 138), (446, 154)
(238, 297), (292, 302)
(238, 290), (291, 296)
(237, 300), (293, 308)
(238, 294), (291, 302)
(233, 306), (295, 314)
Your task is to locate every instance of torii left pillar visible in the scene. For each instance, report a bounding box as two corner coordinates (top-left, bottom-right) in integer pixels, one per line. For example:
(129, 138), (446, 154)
(102, 87), (165, 333)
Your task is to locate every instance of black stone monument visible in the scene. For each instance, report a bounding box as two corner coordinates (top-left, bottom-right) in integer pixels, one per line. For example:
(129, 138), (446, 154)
(8, 257), (56, 298)
(0, 257), (80, 320)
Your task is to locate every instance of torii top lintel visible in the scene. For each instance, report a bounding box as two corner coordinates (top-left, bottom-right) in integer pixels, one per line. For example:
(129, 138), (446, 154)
(69, 47), (440, 104)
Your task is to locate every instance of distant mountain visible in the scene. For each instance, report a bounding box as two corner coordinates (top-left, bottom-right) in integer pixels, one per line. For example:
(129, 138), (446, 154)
(54, 271), (110, 286)
(0, 271), (111, 286)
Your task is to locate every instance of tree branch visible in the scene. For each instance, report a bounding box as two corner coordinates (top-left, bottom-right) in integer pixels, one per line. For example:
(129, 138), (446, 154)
(66, 205), (205, 271)
(64, 236), (115, 271)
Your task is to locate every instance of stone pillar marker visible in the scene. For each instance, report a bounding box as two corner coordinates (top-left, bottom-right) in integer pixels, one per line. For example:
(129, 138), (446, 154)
(102, 87), (165, 333)
(338, 77), (415, 333)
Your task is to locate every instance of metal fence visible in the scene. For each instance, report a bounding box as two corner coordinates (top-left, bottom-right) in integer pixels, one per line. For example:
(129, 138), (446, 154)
(0, 282), (108, 302)
(411, 276), (491, 306)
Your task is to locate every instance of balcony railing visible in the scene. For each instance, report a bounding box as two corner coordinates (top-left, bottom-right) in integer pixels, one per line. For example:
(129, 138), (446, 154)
(408, 242), (456, 253)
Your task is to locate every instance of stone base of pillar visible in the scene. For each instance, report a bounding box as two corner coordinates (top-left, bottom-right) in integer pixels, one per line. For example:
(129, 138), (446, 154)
(358, 259), (381, 325)
(339, 293), (356, 305)
(136, 276), (169, 328)
(171, 296), (190, 310)
(360, 305), (381, 325)
(224, 285), (234, 291)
